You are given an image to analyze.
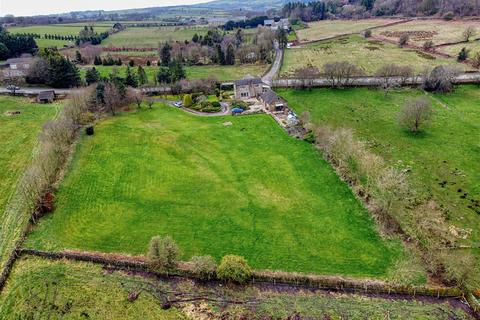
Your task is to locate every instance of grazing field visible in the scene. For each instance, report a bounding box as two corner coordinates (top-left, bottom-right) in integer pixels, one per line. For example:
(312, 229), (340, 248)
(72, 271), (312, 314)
(0, 257), (472, 320)
(277, 85), (480, 250)
(8, 24), (112, 47)
(437, 41), (480, 58)
(25, 105), (401, 277)
(0, 257), (185, 319)
(296, 19), (403, 43)
(281, 35), (468, 76)
(374, 19), (480, 46)
(102, 26), (208, 48)
(81, 63), (268, 82)
(0, 97), (57, 218)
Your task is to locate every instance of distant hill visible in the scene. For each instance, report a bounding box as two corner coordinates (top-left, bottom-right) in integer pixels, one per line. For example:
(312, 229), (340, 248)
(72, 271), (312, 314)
(199, 0), (310, 11)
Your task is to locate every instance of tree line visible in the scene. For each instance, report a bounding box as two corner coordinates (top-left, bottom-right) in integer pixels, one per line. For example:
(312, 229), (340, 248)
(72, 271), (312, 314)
(282, 0), (480, 21)
(0, 27), (37, 60)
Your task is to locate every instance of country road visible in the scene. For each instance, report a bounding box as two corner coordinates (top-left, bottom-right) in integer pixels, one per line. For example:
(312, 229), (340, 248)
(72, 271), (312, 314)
(262, 41), (283, 85)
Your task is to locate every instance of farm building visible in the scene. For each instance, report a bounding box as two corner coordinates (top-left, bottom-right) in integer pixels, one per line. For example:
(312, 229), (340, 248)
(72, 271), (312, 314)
(37, 90), (56, 104)
(0, 56), (35, 78)
(234, 76), (269, 100)
(260, 88), (288, 112)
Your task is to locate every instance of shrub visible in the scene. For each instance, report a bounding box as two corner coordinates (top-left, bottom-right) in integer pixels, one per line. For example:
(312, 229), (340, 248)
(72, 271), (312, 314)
(147, 236), (180, 272)
(85, 126), (94, 136)
(422, 65), (460, 93)
(303, 131), (315, 144)
(398, 34), (409, 46)
(183, 94), (193, 108)
(457, 47), (469, 62)
(423, 40), (434, 52)
(472, 52), (480, 69)
(190, 255), (217, 280)
(442, 11), (455, 21)
(217, 255), (252, 283)
(364, 30), (372, 38)
(398, 97), (432, 133)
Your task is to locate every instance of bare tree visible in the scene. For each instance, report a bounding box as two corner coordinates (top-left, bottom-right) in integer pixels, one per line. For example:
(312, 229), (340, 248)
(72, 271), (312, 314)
(104, 82), (122, 116)
(398, 97), (433, 133)
(422, 65), (461, 93)
(398, 65), (415, 86)
(145, 96), (155, 109)
(399, 33), (409, 46)
(323, 61), (364, 88)
(462, 26), (477, 42)
(375, 64), (400, 95)
(126, 88), (144, 109)
(293, 65), (320, 89)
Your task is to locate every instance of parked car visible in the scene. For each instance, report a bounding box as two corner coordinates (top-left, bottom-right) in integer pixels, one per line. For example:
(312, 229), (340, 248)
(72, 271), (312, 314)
(6, 85), (20, 92)
(231, 108), (244, 115)
(173, 101), (183, 108)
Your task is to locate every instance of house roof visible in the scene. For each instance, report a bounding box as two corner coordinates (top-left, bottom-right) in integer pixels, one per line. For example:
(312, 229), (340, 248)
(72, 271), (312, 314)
(234, 77), (263, 86)
(261, 89), (284, 105)
(264, 19), (275, 25)
(38, 90), (55, 100)
(6, 58), (33, 64)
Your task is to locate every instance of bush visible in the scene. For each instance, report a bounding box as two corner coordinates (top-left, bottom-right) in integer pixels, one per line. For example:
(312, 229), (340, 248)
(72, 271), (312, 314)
(423, 40), (434, 52)
(217, 255), (252, 283)
(183, 94), (193, 108)
(399, 34), (409, 46)
(303, 131), (315, 144)
(457, 47), (469, 62)
(442, 11), (455, 21)
(85, 126), (94, 136)
(364, 30), (372, 38)
(147, 236), (180, 272)
(190, 255), (217, 280)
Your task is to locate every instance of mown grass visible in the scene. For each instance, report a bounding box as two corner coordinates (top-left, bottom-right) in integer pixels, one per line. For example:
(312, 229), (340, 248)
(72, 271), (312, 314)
(26, 105), (401, 277)
(282, 35), (469, 76)
(0, 97), (58, 218)
(102, 26), (209, 48)
(80, 63), (268, 83)
(0, 256), (472, 319)
(277, 85), (480, 249)
(297, 19), (402, 42)
(0, 256), (186, 319)
(8, 24), (112, 48)
(374, 19), (480, 46)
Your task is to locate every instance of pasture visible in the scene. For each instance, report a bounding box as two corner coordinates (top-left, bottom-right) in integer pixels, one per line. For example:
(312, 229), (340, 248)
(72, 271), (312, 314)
(277, 85), (480, 250)
(296, 19), (403, 43)
(0, 97), (57, 218)
(0, 256), (472, 319)
(8, 24), (113, 47)
(102, 26), (209, 48)
(281, 35), (468, 76)
(25, 105), (401, 277)
(81, 63), (268, 82)
(374, 19), (480, 46)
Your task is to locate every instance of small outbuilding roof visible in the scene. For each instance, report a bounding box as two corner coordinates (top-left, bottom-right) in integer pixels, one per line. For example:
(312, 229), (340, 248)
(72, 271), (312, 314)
(38, 90), (55, 100)
(260, 89), (284, 105)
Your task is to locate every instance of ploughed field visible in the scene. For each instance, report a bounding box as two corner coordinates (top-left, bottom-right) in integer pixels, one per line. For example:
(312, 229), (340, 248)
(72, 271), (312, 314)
(282, 35), (469, 77)
(0, 97), (57, 218)
(0, 256), (473, 320)
(25, 105), (401, 277)
(278, 86), (480, 254)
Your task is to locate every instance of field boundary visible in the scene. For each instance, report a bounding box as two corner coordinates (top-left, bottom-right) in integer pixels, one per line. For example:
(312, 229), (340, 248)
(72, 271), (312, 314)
(17, 248), (466, 299)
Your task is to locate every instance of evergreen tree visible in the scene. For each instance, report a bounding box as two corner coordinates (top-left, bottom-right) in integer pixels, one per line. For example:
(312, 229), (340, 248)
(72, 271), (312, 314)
(93, 55), (102, 65)
(125, 66), (138, 87)
(458, 47), (469, 61)
(129, 59), (135, 67)
(137, 66), (148, 85)
(216, 44), (225, 65)
(160, 42), (172, 66)
(225, 44), (235, 65)
(75, 50), (82, 63)
(169, 59), (186, 82)
(85, 67), (100, 85)
(192, 33), (199, 43)
(46, 55), (80, 88)
(156, 66), (172, 84)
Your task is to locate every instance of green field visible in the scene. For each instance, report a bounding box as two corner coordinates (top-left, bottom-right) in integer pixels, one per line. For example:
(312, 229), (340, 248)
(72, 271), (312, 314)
(277, 86), (480, 249)
(8, 24), (112, 47)
(297, 19), (402, 42)
(282, 35), (469, 76)
(102, 26), (208, 48)
(0, 256), (472, 319)
(0, 97), (58, 217)
(81, 64), (268, 82)
(25, 105), (401, 277)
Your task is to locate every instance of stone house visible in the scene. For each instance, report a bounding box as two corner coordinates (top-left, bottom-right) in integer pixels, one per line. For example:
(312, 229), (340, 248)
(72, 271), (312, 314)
(0, 57), (34, 78)
(234, 77), (269, 100)
(260, 88), (288, 112)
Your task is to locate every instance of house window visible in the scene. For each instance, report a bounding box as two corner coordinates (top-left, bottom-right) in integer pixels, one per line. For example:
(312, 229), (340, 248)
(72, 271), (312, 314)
(241, 92), (249, 98)
(10, 64), (17, 70)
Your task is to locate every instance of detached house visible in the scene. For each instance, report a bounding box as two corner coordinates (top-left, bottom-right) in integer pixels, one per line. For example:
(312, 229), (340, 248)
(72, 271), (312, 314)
(0, 57), (34, 78)
(234, 76), (269, 100)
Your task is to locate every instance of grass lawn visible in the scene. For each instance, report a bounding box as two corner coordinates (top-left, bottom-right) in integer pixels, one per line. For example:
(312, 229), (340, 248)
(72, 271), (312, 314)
(81, 64), (268, 83)
(297, 19), (403, 42)
(25, 105), (401, 277)
(8, 24), (112, 48)
(277, 85), (480, 249)
(102, 26), (209, 48)
(281, 35), (469, 76)
(0, 97), (58, 217)
(374, 19), (480, 46)
(0, 256), (185, 319)
(0, 256), (472, 320)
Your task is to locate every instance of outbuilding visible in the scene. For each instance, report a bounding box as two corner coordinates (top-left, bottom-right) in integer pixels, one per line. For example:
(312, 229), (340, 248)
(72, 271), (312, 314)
(37, 90), (56, 104)
(260, 89), (288, 112)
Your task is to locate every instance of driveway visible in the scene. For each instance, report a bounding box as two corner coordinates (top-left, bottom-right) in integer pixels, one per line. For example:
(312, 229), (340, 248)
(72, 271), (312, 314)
(262, 41), (283, 85)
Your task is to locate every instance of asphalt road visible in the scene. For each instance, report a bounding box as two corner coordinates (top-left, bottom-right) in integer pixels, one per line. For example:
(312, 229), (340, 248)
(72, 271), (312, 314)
(262, 41), (283, 85)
